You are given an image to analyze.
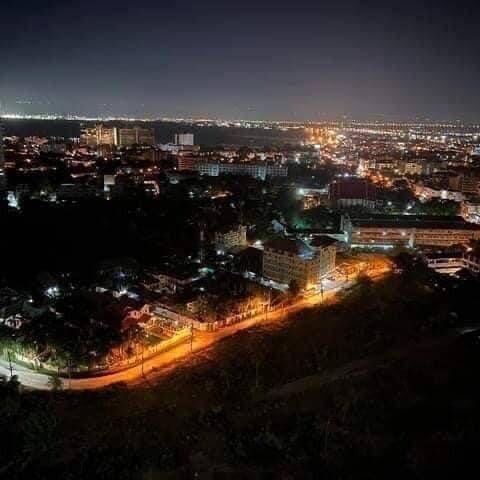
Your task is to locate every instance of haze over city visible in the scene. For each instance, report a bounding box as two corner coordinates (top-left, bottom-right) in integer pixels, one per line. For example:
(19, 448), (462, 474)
(2, 0), (480, 121)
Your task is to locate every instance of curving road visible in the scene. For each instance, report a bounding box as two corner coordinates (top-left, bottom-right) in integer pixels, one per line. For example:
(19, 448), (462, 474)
(0, 264), (390, 390)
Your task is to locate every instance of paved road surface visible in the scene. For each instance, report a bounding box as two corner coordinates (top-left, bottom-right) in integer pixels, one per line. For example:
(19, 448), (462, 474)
(0, 265), (390, 390)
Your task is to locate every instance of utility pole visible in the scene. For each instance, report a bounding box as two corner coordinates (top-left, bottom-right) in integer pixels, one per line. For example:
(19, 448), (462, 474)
(141, 347), (145, 377)
(68, 359), (72, 390)
(320, 280), (324, 303)
(190, 322), (194, 353)
(264, 288), (271, 322)
(7, 351), (13, 378)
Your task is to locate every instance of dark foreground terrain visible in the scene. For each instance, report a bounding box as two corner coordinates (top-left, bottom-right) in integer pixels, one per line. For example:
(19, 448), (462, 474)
(2, 266), (480, 479)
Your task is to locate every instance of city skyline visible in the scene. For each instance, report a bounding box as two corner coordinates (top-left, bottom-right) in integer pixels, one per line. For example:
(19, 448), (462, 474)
(2, 0), (480, 122)
(3, 3), (480, 478)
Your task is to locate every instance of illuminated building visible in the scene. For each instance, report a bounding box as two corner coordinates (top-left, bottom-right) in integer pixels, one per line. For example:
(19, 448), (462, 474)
(263, 237), (335, 289)
(176, 155), (197, 171)
(350, 215), (480, 248)
(196, 161), (287, 180)
(103, 174), (116, 193)
(135, 128), (155, 146)
(402, 161), (423, 176)
(80, 125), (154, 147)
(214, 225), (247, 254)
(424, 253), (480, 275)
(81, 124), (117, 147)
(309, 236), (337, 273)
(39, 141), (67, 154)
(329, 179), (377, 209)
(174, 133), (194, 146)
(146, 265), (202, 294)
(118, 127), (155, 147)
(117, 128), (136, 147)
(461, 199), (480, 222)
(449, 174), (479, 195)
(296, 187), (330, 210)
(414, 184), (465, 202)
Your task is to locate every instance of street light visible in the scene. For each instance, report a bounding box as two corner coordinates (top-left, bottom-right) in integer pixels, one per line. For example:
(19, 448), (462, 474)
(264, 287), (271, 321)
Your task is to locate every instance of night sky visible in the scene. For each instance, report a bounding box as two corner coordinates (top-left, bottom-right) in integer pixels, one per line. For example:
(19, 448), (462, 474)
(2, 0), (480, 121)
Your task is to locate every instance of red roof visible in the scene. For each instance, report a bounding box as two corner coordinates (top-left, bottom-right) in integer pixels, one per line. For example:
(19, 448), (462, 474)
(329, 180), (376, 201)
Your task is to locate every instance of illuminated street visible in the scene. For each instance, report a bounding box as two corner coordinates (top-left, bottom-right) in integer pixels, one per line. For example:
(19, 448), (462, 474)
(0, 258), (391, 390)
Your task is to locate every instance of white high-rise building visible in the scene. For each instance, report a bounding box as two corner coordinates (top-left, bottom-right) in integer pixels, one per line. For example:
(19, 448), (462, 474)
(80, 125), (155, 147)
(174, 133), (194, 146)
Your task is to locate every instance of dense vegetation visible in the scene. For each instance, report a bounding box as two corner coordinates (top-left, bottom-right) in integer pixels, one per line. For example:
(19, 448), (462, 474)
(2, 262), (480, 479)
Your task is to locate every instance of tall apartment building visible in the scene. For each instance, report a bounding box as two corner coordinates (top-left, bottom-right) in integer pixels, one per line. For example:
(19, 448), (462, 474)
(118, 127), (155, 147)
(214, 225), (247, 253)
(80, 125), (155, 147)
(174, 133), (194, 146)
(80, 124), (116, 147)
(136, 128), (155, 146)
(263, 237), (336, 289)
(117, 128), (136, 147)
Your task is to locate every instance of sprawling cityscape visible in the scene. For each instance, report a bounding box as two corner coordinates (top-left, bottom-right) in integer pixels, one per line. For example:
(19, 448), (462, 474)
(2, 0), (480, 478)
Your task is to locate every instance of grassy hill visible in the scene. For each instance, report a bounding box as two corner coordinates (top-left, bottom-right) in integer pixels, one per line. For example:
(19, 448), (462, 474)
(2, 265), (480, 479)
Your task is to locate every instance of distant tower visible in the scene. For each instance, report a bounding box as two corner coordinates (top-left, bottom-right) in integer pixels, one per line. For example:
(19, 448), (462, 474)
(174, 133), (194, 146)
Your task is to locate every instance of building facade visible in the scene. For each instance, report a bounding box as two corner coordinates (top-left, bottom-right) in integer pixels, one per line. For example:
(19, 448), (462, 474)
(174, 133), (194, 146)
(177, 155), (197, 171)
(196, 162), (287, 180)
(214, 225), (247, 253)
(425, 254), (480, 275)
(350, 215), (480, 248)
(461, 199), (480, 222)
(263, 237), (336, 289)
(414, 184), (466, 202)
(329, 179), (377, 209)
(80, 125), (155, 147)
(403, 161), (423, 176)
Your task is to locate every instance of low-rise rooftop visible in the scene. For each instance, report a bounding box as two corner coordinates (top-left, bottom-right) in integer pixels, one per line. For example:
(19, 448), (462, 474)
(264, 238), (314, 257)
(351, 215), (480, 231)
